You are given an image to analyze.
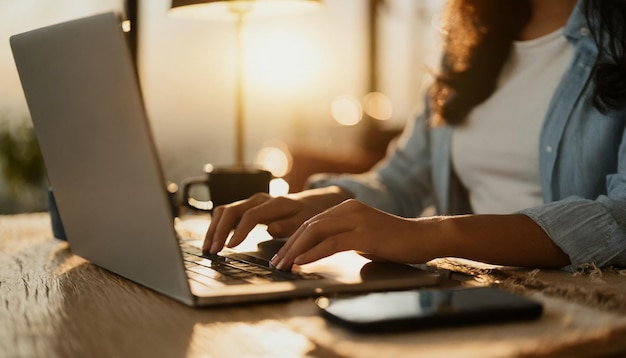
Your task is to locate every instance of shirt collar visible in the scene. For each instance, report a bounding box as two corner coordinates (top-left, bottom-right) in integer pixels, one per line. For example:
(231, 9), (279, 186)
(563, 0), (592, 43)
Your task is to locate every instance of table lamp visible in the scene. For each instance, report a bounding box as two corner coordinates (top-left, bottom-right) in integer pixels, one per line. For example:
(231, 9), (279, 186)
(171, 0), (321, 211)
(170, 0), (321, 167)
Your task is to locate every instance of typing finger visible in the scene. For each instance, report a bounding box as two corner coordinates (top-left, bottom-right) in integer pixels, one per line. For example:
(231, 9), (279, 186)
(227, 196), (298, 248)
(204, 194), (268, 253)
(273, 215), (355, 270)
(205, 205), (241, 253)
(294, 231), (355, 265)
(203, 206), (225, 252)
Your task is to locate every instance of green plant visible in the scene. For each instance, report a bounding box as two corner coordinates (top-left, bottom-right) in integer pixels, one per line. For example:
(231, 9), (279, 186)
(0, 118), (46, 193)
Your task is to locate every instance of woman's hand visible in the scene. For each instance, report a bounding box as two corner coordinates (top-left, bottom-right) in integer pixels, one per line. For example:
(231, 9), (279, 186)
(207, 187), (571, 270)
(203, 186), (353, 254)
(268, 201), (571, 270)
(270, 199), (435, 270)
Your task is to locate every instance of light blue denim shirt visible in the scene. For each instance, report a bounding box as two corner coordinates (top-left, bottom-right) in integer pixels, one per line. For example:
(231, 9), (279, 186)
(309, 0), (626, 270)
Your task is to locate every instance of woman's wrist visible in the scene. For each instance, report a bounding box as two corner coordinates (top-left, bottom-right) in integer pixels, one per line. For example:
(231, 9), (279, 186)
(410, 216), (449, 262)
(414, 214), (570, 268)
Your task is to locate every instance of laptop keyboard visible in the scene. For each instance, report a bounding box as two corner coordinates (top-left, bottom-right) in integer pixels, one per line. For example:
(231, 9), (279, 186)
(180, 243), (322, 288)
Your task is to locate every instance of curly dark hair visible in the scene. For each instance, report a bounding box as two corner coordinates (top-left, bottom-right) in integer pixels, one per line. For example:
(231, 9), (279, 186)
(429, 0), (626, 126)
(585, 0), (626, 112)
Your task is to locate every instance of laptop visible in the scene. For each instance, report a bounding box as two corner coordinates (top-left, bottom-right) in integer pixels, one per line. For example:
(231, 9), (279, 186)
(10, 12), (440, 307)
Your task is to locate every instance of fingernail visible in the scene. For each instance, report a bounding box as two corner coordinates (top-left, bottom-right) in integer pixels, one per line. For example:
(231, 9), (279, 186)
(269, 255), (278, 268)
(276, 259), (286, 271)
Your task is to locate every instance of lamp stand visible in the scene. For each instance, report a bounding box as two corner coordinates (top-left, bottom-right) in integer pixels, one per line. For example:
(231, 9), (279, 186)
(233, 7), (249, 167)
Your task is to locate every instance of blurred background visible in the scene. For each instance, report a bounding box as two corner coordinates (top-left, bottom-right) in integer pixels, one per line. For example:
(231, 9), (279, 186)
(0, 0), (442, 214)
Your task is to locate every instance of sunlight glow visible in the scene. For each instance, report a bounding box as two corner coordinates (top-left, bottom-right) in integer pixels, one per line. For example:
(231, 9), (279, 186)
(189, 321), (314, 357)
(331, 95), (362, 126)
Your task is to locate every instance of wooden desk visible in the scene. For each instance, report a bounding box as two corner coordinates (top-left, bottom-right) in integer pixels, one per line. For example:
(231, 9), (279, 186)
(2, 213), (626, 357)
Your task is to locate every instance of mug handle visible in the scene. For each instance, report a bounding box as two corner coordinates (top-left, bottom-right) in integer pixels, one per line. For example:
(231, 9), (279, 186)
(181, 175), (212, 212)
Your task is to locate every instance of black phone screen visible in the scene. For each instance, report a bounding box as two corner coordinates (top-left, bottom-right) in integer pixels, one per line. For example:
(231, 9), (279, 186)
(316, 287), (543, 332)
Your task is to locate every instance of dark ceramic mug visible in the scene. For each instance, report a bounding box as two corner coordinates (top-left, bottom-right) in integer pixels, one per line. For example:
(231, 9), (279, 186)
(181, 165), (272, 212)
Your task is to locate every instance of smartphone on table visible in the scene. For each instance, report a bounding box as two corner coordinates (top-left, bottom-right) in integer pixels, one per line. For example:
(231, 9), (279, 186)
(316, 286), (543, 333)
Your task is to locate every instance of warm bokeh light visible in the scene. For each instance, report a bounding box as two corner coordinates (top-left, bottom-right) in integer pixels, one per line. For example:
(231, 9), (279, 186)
(255, 141), (292, 177)
(331, 95), (362, 126)
(269, 177), (290, 196)
(121, 19), (131, 32)
(245, 29), (320, 92)
(362, 91), (392, 120)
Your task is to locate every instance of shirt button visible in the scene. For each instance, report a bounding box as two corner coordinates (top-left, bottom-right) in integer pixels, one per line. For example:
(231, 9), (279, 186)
(545, 145), (553, 153)
(580, 27), (589, 36)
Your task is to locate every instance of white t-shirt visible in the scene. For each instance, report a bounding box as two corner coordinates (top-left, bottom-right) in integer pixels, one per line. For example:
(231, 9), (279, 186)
(451, 28), (574, 214)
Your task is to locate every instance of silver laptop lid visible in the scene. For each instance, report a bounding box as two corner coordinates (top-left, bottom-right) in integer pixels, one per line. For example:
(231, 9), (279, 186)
(10, 13), (194, 305)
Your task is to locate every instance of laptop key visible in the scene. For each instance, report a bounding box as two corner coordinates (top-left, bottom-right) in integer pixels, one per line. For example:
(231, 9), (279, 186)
(186, 263), (248, 284)
(180, 242), (322, 283)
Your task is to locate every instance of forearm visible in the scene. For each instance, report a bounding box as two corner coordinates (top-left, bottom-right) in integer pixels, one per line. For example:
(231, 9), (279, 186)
(423, 214), (571, 268)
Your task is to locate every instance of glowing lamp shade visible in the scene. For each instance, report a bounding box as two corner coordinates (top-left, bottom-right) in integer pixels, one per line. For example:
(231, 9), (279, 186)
(170, 0), (321, 18)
